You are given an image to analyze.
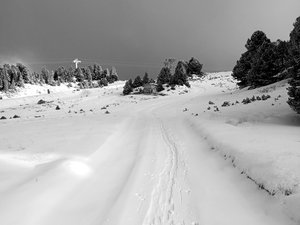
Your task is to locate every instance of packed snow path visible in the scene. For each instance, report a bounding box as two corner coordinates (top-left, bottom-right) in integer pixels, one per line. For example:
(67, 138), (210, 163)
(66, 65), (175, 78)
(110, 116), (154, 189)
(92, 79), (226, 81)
(0, 81), (297, 225)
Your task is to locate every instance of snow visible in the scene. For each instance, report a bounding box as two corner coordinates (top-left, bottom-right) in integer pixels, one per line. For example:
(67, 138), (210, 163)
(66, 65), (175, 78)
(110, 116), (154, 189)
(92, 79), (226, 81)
(0, 83), (76, 99)
(184, 74), (300, 195)
(0, 74), (299, 224)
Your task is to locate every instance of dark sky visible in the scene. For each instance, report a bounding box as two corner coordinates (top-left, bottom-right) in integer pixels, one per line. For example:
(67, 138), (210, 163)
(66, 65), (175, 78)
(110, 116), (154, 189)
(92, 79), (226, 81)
(1, 0), (300, 79)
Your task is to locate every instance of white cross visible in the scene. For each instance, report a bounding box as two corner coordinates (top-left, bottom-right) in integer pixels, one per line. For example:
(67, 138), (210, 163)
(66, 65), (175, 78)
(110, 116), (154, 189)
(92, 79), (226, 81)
(73, 58), (82, 69)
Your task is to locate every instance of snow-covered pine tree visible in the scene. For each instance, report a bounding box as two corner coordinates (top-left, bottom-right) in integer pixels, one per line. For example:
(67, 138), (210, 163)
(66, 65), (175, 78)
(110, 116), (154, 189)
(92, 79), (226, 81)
(123, 79), (133, 95)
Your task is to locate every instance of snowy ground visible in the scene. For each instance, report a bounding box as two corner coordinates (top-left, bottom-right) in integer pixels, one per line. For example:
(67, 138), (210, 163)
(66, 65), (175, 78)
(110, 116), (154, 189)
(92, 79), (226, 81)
(0, 74), (299, 225)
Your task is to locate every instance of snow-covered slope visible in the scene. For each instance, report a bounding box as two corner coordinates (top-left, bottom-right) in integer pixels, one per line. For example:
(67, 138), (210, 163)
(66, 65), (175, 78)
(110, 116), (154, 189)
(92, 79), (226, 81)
(0, 74), (299, 224)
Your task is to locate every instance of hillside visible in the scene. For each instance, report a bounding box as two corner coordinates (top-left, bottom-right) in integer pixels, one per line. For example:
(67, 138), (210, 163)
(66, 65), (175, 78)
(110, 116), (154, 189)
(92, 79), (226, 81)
(0, 72), (299, 225)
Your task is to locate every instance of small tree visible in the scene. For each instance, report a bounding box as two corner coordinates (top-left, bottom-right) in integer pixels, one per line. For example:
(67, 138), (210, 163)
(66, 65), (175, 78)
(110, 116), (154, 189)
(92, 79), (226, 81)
(2, 65), (10, 91)
(65, 67), (75, 82)
(102, 68), (110, 79)
(0, 67), (3, 90)
(84, 67), (93, 82)
(110, 67), (119, 82)
(32, 72), (41, 84)
(93, 64), (103, 80)
(157, 67), (171, 84)
(156, 82), (164, 92)
(132, 75), (143, 88)
(54, 66), (67, 82)
(107, 67), (118, 83)
(10, 65), (22, 88)
(41, 67), (53, 84)
(171, 61), (189, 87)
(142, 72), (149, 84)
(16, 63), (30, 84)
(99, 77), (108, 86)
(187, 57), (203, 76)
(74, 68), (84, 82)
(123, 79), (133, 95)
(41, 67), (48, 84)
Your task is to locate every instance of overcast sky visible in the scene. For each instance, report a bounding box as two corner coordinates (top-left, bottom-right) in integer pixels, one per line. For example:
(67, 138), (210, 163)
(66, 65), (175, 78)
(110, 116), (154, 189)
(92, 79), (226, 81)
(1, 0), (300, 79)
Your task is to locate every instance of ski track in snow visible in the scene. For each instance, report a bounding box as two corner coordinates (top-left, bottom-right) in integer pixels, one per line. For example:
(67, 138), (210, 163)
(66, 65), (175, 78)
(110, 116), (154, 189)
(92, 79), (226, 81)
(142, 120), (179, 225)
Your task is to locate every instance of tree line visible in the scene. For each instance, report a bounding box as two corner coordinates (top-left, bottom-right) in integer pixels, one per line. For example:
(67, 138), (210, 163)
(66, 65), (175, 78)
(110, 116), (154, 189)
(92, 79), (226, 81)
(0, 64), (119, 92)
(123, 57), (204, 95)
(232, 16), (300, 114)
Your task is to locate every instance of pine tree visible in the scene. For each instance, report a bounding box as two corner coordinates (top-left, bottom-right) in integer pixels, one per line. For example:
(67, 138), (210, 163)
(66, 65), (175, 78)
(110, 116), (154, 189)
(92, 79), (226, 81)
(2, 65), (10, 91)
(0, 67), (3, 90)
(9, 65), (20, 88)
(247, 42), (279, 87)
(16, 63), (29, 84)
(287, 66), (300, 114)
(232, 30), (272, 88)
(102, 68), (110, 79)
(3, 64), (13, 89)
(156, 81), (164, 92)
(187, 57), (203, 76)
(99, 77), (108, 86)
(82, 67), (92, 82)
(274, 40), (290, 71)
(93, 64), (103, 80)
(171, 61), (189, 87)
(74, 68), (84, 82)
(232, 51), (252, 87)
(289, 16), (300, 65)
(157, 67), (171, 84)
(54, 66), (66, 81)
(142, 72), (149, 84)
(245, 30), (270, 52)
(287, 17), (300, 114)
(132, 75), (143, 88)
(110, 67), (119, 82)
(12, 65), (24, 87)
(41, 67), (52, 84)
(66, 67), (75, 82)
(123, 79), (133, 95)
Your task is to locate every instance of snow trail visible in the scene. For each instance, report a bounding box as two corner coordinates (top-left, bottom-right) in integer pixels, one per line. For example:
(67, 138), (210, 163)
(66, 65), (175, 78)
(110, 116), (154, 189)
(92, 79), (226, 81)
(142, 120), (179, 225)
(0, 77), (298, 225)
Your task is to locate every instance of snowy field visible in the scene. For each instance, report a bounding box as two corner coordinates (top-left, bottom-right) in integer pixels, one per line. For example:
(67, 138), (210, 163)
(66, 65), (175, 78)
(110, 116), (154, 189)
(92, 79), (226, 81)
(0, 73), (299, 225)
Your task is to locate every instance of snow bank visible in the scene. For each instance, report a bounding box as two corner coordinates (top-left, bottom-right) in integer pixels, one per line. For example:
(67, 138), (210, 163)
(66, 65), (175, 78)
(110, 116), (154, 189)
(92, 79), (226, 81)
(184, 73), (300, 221)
